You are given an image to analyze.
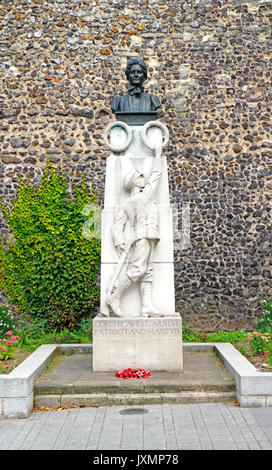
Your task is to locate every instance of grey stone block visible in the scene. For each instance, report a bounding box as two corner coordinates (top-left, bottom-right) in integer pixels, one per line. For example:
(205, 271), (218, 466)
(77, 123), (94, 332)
(60, 393), (108, 407)
(267, 397), (272, 407)
(34, 395), (61, 408)
(237, 391), (266, 407)
(106, 393), (161, 405)
(239, 373), (272, 396)
(0, 345), (57, 418)
(2, 393), (33, 419)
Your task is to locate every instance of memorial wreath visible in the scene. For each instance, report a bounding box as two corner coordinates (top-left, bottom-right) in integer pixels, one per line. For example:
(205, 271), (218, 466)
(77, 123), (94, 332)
(115, 368), (151, 379)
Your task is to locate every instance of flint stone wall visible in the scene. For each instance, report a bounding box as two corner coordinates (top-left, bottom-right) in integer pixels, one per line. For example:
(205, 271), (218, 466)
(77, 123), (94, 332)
(0, 0), (271, 330)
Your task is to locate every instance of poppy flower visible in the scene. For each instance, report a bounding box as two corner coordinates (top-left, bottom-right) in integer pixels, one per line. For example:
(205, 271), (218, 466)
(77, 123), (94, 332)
(115, 368), (151, 379)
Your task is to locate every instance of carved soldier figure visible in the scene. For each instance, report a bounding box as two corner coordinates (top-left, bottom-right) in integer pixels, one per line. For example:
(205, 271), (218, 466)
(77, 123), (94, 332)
(111, 57), (161, 114)
(106, 145), (163, 318)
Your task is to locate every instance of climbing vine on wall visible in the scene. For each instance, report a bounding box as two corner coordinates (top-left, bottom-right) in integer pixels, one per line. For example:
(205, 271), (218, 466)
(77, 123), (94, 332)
(0, 161), (101, 331)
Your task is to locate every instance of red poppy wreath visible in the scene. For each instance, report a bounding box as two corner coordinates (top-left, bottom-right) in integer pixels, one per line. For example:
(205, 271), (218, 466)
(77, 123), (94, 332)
(115, 368), (151, 379)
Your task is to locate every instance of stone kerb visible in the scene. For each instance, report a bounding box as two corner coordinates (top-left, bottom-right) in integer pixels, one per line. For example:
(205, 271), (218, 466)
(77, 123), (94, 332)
(214, 343), (272, 407)
(0, 344), (58, 419)
(1, 342), (272, 419)
(173, 343), (272, 407)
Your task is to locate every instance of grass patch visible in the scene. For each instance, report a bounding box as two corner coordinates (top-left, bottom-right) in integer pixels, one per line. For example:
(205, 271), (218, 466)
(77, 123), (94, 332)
(182, 326), (248, 345)
(206, 330), (248, 344)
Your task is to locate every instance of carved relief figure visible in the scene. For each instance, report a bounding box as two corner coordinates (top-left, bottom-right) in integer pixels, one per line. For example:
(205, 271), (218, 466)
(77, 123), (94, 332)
(106, 145), (163, 318)
(111, 57), (161, 113)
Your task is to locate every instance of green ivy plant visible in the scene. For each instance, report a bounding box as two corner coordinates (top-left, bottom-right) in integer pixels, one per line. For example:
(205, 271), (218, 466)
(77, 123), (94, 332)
(0, 161), (101, 331)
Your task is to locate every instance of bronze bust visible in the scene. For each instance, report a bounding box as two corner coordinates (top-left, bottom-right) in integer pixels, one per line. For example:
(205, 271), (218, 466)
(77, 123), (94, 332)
(111, 58), (161, 114)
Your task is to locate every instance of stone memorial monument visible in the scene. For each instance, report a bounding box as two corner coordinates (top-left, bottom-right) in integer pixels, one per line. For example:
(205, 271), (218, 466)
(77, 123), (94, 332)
(93, 58), (183, 372)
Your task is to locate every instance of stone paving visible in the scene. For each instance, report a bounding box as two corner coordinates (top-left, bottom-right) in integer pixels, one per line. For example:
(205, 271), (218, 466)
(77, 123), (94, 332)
(34, 351), (236, 408)
(35, 351), (235, 394)
(1, 403), (272, 450)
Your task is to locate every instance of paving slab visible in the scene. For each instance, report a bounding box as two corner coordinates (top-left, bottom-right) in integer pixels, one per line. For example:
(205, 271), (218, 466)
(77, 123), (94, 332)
(1, 403), (272, 450)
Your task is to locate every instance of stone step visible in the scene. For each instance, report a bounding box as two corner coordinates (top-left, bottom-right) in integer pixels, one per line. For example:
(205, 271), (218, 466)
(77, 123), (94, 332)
(34, 390), (236, 408)
(35, 380), (235, 394)
(33, 350), (236, 408)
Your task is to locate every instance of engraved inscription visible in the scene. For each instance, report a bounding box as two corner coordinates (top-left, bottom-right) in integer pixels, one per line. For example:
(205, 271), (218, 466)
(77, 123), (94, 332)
(94, 318), (181, 337)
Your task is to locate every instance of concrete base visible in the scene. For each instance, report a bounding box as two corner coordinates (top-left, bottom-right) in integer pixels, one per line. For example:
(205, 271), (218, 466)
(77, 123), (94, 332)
(3, 341), (272, 419)
(92, 315), (183, 372)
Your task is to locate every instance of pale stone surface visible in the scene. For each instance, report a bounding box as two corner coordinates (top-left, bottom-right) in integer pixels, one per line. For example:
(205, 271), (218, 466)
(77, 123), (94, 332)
(103, 123), (170, 218)
(96, 120), (180, 370)
(0, 377), (29, 399)
(0, 345), (58, 418)
(100, 262), (176, 318)
(100, 121), (176, 319)
(0, 344), (58, 399)
(60, 394), (108, 408)
(236, 392), (266, 408)
(267, 397), (272, 407)
(93, 316), (183, 372)
(101, 206), (174, 264)
(2, 393), (33, 419)
(10, 344), (57, 379)
(1, 404), (272, 450)
(239, 373), (272, 396)
(34, 395), (61, 408)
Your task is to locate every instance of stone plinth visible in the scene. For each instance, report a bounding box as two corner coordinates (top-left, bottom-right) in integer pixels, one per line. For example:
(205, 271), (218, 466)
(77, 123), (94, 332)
(92, 316), (183, 372)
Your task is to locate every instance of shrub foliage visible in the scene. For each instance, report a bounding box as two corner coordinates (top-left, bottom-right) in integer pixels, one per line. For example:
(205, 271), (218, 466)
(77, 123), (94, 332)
(0, 305), (14, 336)
(0, 162), (100, 330)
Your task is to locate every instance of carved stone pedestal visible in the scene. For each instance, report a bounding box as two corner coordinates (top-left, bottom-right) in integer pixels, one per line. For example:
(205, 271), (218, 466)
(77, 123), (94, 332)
(100, 122), (177, 318)
(93, 117), (183, 373)
(93, 316), (183, 372)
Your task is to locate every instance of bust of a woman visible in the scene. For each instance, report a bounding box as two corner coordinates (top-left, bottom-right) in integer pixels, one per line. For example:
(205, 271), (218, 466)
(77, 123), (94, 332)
(111, 58), (161, 114)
